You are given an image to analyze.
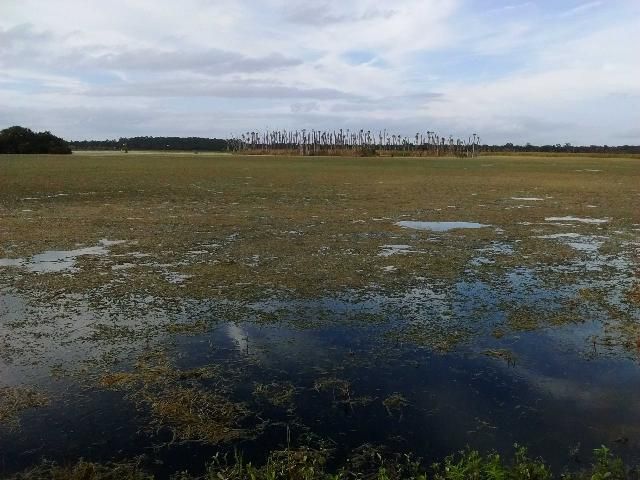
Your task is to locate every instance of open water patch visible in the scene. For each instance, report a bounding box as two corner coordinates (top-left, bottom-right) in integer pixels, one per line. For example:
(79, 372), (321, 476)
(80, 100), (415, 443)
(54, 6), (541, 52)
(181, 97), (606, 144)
(396, 221), (491, 232)
(537, 233), (605, 252)
(545, 216), (609, 224)
(0, 239), (126, 274)
(378, 245), (415, 257)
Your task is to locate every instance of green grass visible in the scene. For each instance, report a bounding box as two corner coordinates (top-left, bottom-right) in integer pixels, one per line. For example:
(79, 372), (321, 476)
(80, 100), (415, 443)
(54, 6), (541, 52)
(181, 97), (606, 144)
(7, 445), (636, 479)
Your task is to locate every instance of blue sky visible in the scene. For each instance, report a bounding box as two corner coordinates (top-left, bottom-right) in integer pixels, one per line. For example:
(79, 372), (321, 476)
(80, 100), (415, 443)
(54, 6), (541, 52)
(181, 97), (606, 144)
(1, 0), (639, 144)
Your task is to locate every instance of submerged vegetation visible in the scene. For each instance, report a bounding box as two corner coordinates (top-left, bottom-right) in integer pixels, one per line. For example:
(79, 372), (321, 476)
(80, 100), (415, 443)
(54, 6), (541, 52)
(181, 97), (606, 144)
(99, 351), (252, 444)
(0, 386), (49, 431)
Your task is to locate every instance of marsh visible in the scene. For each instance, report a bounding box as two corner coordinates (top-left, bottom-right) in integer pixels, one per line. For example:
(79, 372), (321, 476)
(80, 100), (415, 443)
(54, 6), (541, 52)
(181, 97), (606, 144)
(0, 152), (639, 477)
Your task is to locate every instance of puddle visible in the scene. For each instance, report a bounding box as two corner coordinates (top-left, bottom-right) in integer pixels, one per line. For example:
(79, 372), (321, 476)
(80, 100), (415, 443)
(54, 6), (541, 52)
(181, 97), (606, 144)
(396, 221), (491, 232)
(112, 263), (136, 271)
(545, 216), (609, 224)
(0, 239), (126, 274)
(511, 197), (544, 201)
(0, 259), (23, 267)
(165, 272), (193, 284)
(538, 233), (605, 252)
(378, 244), (414, 257)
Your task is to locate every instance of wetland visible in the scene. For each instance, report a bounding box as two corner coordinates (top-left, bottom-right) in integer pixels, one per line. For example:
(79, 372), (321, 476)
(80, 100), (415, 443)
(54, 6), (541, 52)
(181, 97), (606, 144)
(0, 152), (639, 478)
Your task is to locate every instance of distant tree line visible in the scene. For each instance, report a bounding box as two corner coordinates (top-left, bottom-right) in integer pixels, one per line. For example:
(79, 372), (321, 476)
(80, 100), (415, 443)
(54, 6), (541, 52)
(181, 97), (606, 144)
(69, 135), (640, 155)
(70, 136), (229, 152)
(3, 126), (635, 156)
(0, 126), (71, 154)
(489, 142), (640, 154)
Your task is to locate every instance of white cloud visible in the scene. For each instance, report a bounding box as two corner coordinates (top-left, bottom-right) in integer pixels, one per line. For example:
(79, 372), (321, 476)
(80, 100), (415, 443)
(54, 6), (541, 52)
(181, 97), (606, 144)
(0, 0), (638, 143)
(558, 1), (602, 18)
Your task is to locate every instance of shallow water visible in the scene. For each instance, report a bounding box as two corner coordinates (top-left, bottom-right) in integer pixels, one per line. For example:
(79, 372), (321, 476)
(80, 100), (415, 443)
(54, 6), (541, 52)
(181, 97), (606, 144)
(545, 216), (609, 224)
(538, 233), (605, 252)
(1, 233), (639, 477)
(1, 297), (639, 476)
(0, 259), (23, 267)
(378, 244), (414, 257)
(396, 221), (491, 231)
(0, 239), (125, 274)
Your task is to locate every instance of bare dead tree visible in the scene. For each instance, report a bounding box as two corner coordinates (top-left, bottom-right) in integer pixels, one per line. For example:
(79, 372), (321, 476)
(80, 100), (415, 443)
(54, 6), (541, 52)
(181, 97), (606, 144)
(228, 128), (482, 157)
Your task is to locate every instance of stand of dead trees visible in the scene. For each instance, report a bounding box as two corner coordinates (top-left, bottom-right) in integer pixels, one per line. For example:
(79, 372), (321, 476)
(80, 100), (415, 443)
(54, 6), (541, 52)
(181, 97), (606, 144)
(228, 129), (481, 157)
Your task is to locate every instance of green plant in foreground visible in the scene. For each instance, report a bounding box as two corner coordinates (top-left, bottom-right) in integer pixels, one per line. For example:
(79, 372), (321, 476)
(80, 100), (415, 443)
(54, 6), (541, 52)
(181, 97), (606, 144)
(588, 446), (626, 480)
(430, 445), (636, 480)
(5, 444), (638, 480)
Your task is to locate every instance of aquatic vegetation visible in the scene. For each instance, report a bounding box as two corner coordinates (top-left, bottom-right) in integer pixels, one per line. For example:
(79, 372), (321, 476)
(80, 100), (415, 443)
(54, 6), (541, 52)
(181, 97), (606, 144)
(483, 349), (517, 366)
(629, 284), (640, 305)
(313, 377), (354, 406)
(388, 322), (471, 352)
(253, 381), (296, 408)
(504, 306), (583, 333)
(149, 385), (250, 444)
(313, 377), (352, 398)
(165, 318), (209, 335)
(313, 377), (374, 411)
(505, 308), (541, 331)
(382, 393), (409, 418)
(7, 460), (152, 480)
(0, 386), (48, 431)
(99, 352), (251, 444)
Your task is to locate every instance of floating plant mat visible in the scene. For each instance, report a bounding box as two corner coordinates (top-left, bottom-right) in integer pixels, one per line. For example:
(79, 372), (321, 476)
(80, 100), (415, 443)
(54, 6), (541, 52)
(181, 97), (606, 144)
(1, 153), (640, 477)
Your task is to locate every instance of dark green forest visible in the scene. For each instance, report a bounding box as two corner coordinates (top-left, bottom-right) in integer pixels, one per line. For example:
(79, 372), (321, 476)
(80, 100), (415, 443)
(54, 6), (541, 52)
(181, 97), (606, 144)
(0, 126), (71, 154)
(70, 136), (229, 152)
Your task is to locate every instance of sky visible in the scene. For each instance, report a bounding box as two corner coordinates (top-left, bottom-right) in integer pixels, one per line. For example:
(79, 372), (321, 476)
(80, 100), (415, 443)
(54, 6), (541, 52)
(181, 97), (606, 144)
(1, 0), (639, 144)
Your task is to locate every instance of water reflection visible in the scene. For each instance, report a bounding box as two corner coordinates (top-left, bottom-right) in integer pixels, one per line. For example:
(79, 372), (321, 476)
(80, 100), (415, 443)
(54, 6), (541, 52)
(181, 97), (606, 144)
(396, 221), (491, 232)
(0, 239), (125, 273)
(0, 242), (639, 476)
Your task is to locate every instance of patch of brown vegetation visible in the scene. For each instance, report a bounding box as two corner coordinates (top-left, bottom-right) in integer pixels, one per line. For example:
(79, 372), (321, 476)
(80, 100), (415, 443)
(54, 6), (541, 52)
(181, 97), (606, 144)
(99, 352), (250, 444)
(0, 386), (48, 431)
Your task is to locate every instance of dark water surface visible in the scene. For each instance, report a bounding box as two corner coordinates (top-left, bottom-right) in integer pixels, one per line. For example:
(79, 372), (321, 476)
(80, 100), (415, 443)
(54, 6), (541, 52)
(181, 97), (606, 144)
(1, 244), (639, 477)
